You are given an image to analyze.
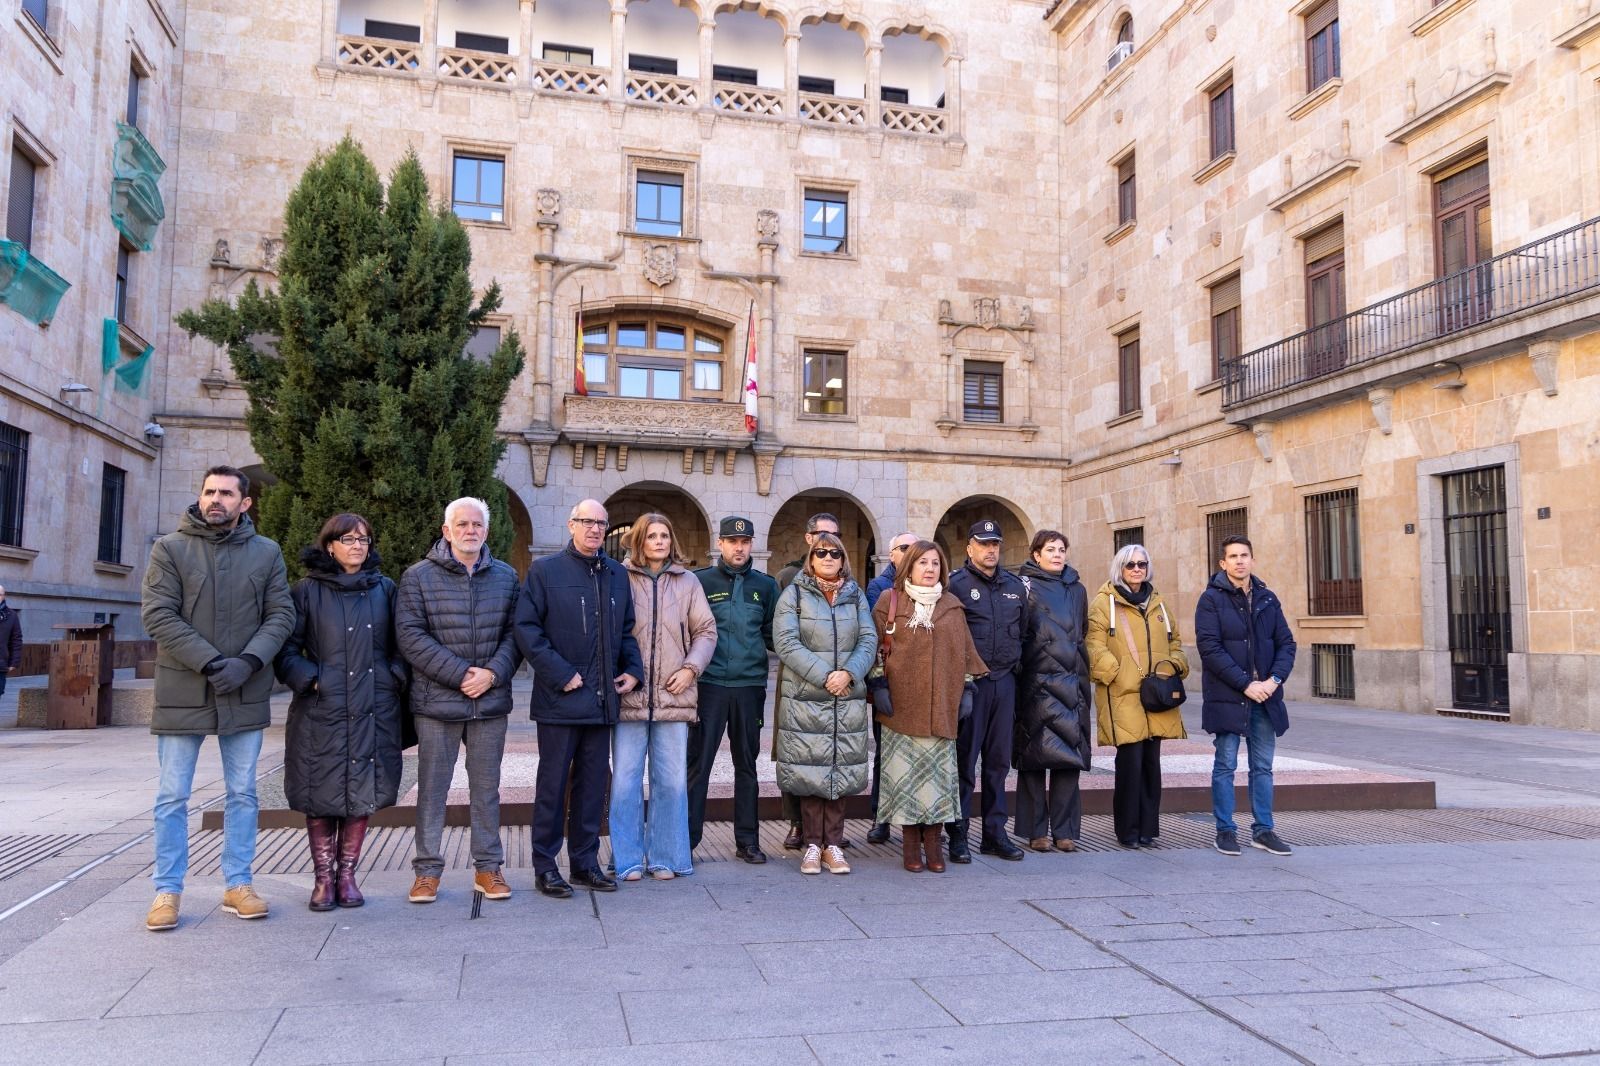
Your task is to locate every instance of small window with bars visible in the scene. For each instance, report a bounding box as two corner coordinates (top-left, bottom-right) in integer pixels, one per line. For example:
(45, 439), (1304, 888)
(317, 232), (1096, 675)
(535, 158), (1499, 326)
(963, 361), (1003, 423)
(1312, 643), (1355, 699)
(1305, 488), (1362, 615)
(0, 422), (28, 548)
(1209, 274), (1240, 381)
(1114, 526), (1144, 552)
(98, 464), (126, 564)
(1206, 507), (1248, 569)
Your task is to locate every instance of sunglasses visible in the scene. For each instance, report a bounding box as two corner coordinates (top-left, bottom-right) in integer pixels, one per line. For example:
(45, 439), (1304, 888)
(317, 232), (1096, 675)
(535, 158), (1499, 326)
(1124, 560), (1149, 570)
(811, 548), (844, 560)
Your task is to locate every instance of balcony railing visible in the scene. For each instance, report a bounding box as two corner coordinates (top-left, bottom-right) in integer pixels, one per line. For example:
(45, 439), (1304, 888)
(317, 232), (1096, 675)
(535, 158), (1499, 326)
(799, 91), (865, 126)
(712, 82), (784, 116)
(336, 34), (420, 73)
(625, 73), (697, 108)
(530, 60), (608, 96)
(881, 102), (946, 135)
(1223, 214), (1600, 408)
(438, 46), (517, 85)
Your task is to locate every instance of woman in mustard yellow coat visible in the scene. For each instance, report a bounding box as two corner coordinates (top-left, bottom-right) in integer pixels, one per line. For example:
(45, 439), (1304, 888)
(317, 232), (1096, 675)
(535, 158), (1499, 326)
(1086, 543), (1189, 849)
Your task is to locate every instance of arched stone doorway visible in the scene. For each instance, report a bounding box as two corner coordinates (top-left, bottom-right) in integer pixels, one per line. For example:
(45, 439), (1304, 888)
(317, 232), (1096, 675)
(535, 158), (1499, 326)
(935, 495), (1033, 571)
(602, 482), (714, 568)
(501, 484), (534, 580)
(768, 489), (879, 582)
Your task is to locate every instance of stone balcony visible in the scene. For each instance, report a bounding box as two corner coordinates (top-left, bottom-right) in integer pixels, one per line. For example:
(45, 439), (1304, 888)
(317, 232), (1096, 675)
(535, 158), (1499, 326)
(560, 395), (755, 478)
(0, 239), (71, 327)
(110, 122), (166, 252)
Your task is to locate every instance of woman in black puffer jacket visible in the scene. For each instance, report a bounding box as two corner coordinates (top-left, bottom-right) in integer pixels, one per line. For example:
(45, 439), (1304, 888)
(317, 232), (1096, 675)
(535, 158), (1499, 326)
(1013, 530), (1093, 852)
(275, 514), (407, 911)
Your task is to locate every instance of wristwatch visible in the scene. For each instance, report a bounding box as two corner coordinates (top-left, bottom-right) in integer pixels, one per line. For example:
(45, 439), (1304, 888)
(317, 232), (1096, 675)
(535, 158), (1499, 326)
(487, 670), (498, 686)
(1268, 675), (1281, 686)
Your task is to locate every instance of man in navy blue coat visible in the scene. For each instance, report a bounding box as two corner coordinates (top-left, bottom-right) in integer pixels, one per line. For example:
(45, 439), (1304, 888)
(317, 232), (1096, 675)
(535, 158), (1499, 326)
(1195, 534), (1297, 858)
(514, 498), (643, 898)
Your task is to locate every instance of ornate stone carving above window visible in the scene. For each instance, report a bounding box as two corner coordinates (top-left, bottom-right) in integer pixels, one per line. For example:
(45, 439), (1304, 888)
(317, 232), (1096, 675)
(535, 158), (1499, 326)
(110, 123), (166, 251)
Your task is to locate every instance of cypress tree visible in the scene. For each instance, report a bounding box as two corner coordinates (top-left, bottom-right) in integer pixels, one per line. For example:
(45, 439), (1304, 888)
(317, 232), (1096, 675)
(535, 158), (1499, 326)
(177, 137), (524, 578)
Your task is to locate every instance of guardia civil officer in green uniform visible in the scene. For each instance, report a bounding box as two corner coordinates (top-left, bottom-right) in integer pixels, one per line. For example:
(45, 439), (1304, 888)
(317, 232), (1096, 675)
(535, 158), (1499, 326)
(688, 516), (779, 862)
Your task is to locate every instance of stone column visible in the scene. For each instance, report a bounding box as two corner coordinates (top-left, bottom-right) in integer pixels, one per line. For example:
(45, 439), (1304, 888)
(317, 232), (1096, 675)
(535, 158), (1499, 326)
(534, 220), (558, 425)
(421, 0), (440, 72)
(611, 1), (627, 100)
(757, 240), (778, 439)
(322, 0), (338, 61)
(942, 52), (963, 134)
(699, 18), (715, 106)
(865, 42), (882, 126)
(784, 31), (800, 116)
(518, 0), (534, 83)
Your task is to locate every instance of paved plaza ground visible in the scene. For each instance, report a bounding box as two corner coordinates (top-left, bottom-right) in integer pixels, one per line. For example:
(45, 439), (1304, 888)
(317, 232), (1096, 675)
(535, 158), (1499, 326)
(2, 686), (1600, 1064)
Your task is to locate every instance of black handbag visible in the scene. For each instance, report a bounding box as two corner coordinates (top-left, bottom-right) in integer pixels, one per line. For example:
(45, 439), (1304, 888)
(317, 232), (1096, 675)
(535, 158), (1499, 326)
(1140, 660), (1187, 711)
(1111, 593), (1187, 713)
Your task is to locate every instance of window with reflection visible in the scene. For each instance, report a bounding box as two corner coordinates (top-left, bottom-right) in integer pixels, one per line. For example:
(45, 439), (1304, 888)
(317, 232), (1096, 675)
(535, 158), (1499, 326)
(635, 171), (683, 236)
(803, 188), (849, 254)
(580, 313), (729, 401)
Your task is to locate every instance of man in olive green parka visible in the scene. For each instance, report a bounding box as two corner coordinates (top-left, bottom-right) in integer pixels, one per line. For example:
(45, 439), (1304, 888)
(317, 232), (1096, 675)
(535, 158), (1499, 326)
(140, 466), (294, 931)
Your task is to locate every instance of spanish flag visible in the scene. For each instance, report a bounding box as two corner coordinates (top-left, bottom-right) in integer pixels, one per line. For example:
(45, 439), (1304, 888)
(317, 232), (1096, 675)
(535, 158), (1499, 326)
(574, 292), (588, 397)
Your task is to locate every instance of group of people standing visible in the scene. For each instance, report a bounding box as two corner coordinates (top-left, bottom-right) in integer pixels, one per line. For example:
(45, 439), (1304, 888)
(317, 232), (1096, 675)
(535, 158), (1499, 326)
(139, 465), (1296, 932)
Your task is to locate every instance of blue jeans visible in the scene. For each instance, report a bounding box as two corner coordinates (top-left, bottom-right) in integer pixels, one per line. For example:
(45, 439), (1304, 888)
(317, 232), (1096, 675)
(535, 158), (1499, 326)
(152, 730), (263, 893)
(609, 721), (692, 877)
(1211, 704), (1276, 836)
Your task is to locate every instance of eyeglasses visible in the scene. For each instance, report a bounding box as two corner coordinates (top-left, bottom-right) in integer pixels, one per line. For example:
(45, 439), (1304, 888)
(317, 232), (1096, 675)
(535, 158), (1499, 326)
(335, 535), (373, 547)
(570, 517), (607, 528)
(811, 548), (844, 560)
(890, 544), (913, 553)
(1124, 560), (1149, 570)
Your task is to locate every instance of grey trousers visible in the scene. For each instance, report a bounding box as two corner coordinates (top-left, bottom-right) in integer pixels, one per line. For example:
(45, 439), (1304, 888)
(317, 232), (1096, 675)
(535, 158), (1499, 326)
(1014, 768), (1082, 842)
(412, 714), (508, 876)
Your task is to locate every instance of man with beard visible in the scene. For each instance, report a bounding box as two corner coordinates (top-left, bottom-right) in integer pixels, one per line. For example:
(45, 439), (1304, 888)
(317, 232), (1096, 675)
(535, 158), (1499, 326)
(141, 466), (294, 930)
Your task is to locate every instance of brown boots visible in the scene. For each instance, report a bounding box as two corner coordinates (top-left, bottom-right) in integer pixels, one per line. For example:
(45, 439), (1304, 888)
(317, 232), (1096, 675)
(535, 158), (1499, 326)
(336, 816), (368, 907)
(307, 817), (339, 911)
(306, 816), (370, 911)
(900, 825), (948, 873)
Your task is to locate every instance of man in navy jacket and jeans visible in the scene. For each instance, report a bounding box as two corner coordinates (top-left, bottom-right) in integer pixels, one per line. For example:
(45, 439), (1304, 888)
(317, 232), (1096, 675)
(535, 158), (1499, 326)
(515, 498), (643, 898)
(1195, 534), (1297, 858)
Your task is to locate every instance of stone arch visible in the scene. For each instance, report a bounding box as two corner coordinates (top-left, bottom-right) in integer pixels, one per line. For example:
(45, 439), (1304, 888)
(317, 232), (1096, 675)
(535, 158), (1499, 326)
(708, 0), (790, 35)
(766, 486), (881, 582)
(602, 480), (715, 568)
(793, 6), (872, 42)
(877, 19), (955, 54)
(934, 493), (1034, 571)
(499, 481), (535, 580)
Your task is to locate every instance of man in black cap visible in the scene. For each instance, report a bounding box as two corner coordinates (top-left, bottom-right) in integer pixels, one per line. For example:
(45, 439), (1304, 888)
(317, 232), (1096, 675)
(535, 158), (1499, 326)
(689, 516), (779, 863)
(946, 519), (1028, 862)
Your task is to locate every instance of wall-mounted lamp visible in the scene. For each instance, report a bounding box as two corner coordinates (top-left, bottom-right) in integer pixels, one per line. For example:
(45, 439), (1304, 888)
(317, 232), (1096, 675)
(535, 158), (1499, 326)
(60, 381), (93, 398)
(143, 421), (165, 442)
(1431, 361), (1467, 390)
(1158, 449), (1183, 466)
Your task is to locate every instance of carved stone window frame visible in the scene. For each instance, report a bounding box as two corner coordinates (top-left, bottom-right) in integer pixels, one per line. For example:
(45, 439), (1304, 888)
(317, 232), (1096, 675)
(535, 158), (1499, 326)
(797, 176), (858, 261)
(445, 136), (514, 230)
(623, 151), (698, 241)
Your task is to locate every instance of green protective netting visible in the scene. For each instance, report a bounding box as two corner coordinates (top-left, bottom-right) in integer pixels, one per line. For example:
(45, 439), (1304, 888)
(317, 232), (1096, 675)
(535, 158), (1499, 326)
(101, 317), (119, 373)
(114, 342), (154, 393)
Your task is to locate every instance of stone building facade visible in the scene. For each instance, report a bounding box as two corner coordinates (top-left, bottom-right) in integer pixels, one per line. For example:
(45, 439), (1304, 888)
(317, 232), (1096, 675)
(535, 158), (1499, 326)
(2, 0), (1598, 728)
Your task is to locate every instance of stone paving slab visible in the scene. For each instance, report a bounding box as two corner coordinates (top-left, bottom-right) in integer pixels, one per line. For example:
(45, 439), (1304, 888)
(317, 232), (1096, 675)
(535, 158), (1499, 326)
(805, 1017), (1185, 1065)
(618, 977), (955, 1044)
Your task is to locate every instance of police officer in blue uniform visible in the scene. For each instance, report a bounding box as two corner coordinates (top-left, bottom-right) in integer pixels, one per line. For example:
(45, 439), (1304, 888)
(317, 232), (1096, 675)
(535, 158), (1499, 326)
(945, 520), (1028, 862)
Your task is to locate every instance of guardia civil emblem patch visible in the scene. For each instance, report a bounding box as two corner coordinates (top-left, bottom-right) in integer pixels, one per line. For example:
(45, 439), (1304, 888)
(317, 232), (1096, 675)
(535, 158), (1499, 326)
(969, 588), (981, 601)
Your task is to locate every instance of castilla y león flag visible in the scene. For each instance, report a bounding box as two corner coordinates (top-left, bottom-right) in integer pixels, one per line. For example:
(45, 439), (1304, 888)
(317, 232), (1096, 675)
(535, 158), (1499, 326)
(742, 301), (758, 434)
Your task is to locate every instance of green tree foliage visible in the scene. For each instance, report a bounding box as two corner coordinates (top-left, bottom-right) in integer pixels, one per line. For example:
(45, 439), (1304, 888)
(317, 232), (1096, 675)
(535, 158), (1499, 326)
(177, 138), (524, 578)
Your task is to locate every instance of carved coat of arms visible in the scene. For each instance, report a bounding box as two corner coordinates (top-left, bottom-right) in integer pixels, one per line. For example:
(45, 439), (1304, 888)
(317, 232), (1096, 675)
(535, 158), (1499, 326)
(644, 244), (678, 288)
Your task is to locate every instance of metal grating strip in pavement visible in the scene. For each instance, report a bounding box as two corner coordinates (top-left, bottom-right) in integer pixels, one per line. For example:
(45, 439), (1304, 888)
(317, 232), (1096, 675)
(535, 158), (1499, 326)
(181, 807), (1600, 876)
(0, 834), (92, 881)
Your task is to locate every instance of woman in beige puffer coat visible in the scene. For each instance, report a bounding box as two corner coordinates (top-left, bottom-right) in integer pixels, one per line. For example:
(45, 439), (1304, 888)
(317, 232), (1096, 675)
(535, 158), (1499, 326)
(611, 513), (718, 881)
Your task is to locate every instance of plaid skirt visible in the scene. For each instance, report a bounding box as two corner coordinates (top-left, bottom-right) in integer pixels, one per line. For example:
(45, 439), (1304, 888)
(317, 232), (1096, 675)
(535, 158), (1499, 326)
(876, 727), (959, 826)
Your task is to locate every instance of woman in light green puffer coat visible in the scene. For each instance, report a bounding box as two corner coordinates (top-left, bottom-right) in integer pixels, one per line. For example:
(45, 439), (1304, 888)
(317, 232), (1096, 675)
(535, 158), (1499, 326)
(772, 532), (878, 876)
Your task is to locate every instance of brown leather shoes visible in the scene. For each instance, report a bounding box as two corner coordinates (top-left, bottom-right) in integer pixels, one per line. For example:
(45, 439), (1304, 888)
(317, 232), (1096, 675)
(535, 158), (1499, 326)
(408, 875), (440, 903)
(783, 822), (803, 850)
(901, 829), (924, 873)
(1055, 838), (1078, 852)
(146, 892), (180, 931)
(1028, 836), (1053, 852)
(221, 884), (269, 919)
(474, 869), (512, 900)
(922, 825), (946, 873)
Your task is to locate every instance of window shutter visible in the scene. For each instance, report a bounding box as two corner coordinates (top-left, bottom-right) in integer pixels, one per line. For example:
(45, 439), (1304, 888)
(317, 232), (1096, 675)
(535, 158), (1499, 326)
(1305, 0), (1338, 36)
(1210, 274), (1241, 315)
(1303, 221), (1344, 265)
(1436, 159), (1490, 208)
(7, 150), (36, 250)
